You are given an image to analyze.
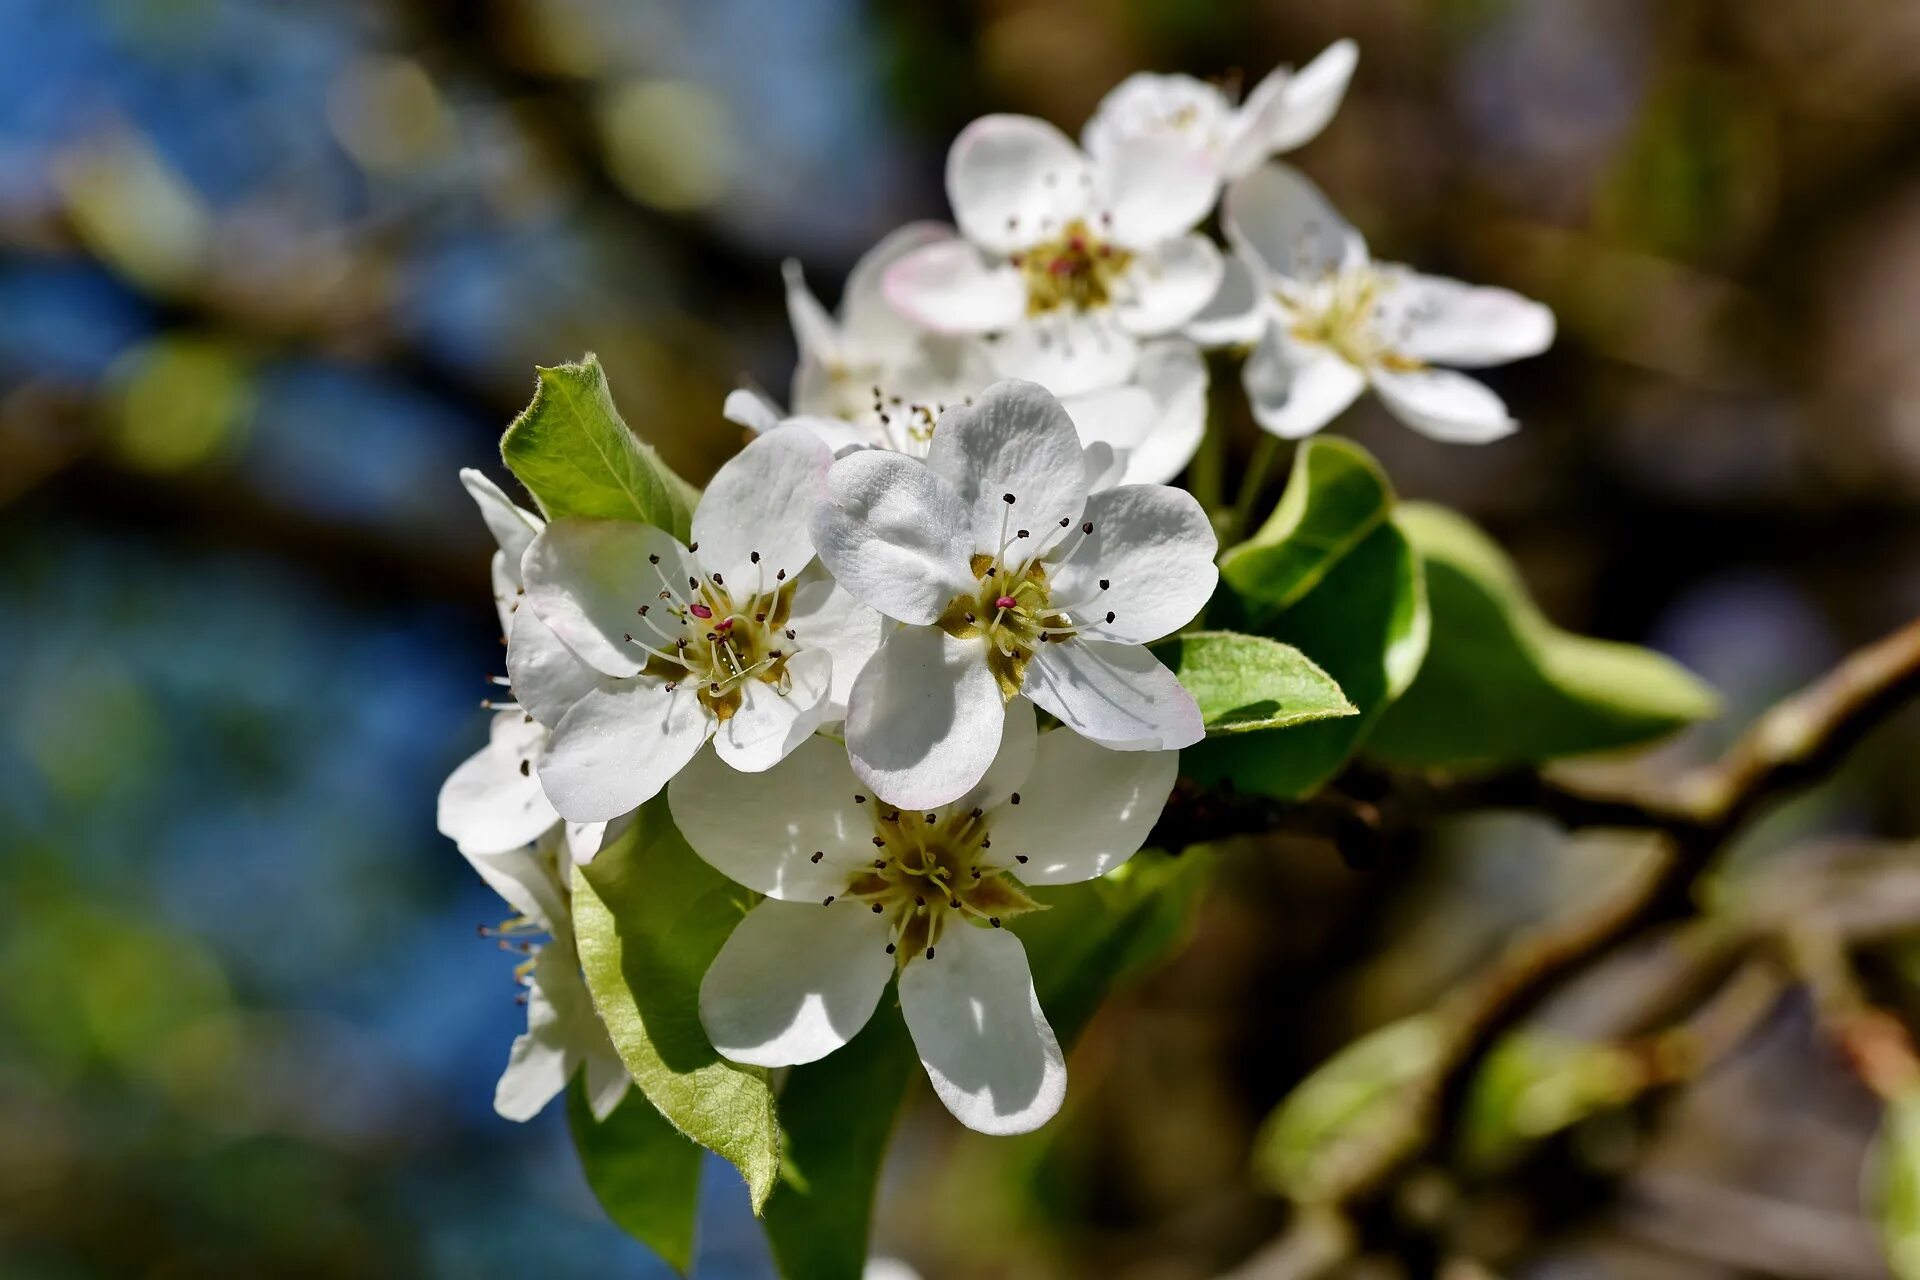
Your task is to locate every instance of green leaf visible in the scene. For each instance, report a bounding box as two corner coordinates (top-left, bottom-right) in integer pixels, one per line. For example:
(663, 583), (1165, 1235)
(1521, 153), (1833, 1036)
(1873, 1089), (1920, 1279)
(1220, 437), (1393, 612)
(1367, 503), (1718, 768)
(574, 801), (781, 1211)
(1186, 518), (1429, 799)
(567, 1079), (703, 1272)
(1252, 1014), (1446, 1204)
(1158, 630), (1356, 736)
(762, 1000), (917, 1280)
(501, 354), (700, 538)
(1458, 1032), (1644, 1174)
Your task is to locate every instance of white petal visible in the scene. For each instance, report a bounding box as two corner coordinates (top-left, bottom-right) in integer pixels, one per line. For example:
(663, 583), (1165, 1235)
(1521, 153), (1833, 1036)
(693, 427), (832, 588)
(846, 626), (1005, 809)
(1062, 384), (1159, 455)
(494, 960), (574, 1122)
(1380, 268), (1555, 368)
(523, 519), (692, 678)
(670, 733), (879, 900)
(489, 551), (519, 638)
(811, 450), (975, 626)
(899, 924), (1065, 1135)
(1112, 234), (1223, 336)
(539, 679), (712, 821)
(1186, 253), (1269, 348)
(986, 732), (1175, 884)
(841, 221), (956, 349)
(460, 835), (568, 932)
(1024, 638), (1204, 750)
(947, 114), (1092, 255)
(953, 696), (1038, 814)
(506, 605), (600, 728)
(565, 818), (610, 866)
(1120, 339), (1208, 485)
(461, 468), (543, 571)
(780, 411), (890, 455)
(1223, 39), (1359, 176)
(584, 1042), (631, 1121)
(1081, 440), (1129, 492)
(1083, 73), (1230, 167)
(1245, 324), (1366, 439)
(882, 239), (1026, 334)
(723, 386), (785, 434)
(985, 312), (1139, 397)
(1098, 134), (1219, 248)
(925, 378), (1092, 552)
(782, 258), (844, 365)
(699, 899), (895, 1067)
(1054, 483), (1218, 644)
(1370, 366), (1517, 443)
(786, 571), (886, 716)
(1223, 162), (1366, 285)
(711, 647), (834, 773)
(437, 713), (559, 857)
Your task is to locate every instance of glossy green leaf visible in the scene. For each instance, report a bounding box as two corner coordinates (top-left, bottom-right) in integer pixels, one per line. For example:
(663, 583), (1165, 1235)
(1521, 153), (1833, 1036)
(567, 1078), (703, 1272)
(1186, 518), (1429, 799)
(1459, 1032), (1643, 1174)
(1368, 503), (1717, 768)
(1873, 1089), (1920, 1279)
(501, 353), (700, 538)
(762, 999), (917, 1280)
(1220, 436), (1393, 611)
(1158, 631), (1356, 736)
(574, 801), (781, 1212)
(1252, 1014), (1445, 1204)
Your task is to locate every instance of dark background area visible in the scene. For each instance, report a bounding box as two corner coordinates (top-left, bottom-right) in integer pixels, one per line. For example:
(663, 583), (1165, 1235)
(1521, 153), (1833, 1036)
(6, 1), (1920, 1276)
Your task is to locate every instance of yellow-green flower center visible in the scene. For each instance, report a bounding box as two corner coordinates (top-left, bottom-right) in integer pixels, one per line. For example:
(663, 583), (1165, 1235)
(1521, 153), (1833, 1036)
(835, 804), (1042, 963)
(1016, 217), (1135, 316)
(627, 550), (798, 720)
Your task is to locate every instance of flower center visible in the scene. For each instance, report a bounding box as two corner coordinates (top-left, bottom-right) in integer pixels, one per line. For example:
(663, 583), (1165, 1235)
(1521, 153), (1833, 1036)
(624, 548), (799, 720)
(833, 802), (1041, 963)
(1287, 269), (1424, 372)
(1014, 217), (1135, 316)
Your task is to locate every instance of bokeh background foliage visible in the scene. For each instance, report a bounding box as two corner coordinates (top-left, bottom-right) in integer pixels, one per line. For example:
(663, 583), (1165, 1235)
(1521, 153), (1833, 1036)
(8, 0), (1920, 1276)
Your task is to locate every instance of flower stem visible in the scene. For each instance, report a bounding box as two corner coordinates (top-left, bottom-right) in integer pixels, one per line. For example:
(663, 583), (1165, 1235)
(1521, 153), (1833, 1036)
(1227, 434), (1282, 543)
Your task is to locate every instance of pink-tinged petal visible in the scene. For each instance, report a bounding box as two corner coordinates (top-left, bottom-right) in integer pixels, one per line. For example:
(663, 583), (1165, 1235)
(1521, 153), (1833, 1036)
(841, 221), (957, 350)
(699, 898), (895, 1067)
(883, 239), (1026, 334)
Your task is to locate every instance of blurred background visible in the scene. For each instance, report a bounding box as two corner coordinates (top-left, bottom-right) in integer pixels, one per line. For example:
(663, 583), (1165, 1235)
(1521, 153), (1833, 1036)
(6, 0), (1920, 1276)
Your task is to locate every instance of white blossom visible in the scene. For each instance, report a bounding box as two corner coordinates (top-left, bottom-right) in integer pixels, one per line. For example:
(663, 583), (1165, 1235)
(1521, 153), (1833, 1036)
(882, 116), (1223, 398)
(519, 429), (885, 822)
(811, 379), (1214, 809)
(1083, 40), (1358, 190)
(670, 700), (1177, 1134)
(1196, 163), (1555, 443)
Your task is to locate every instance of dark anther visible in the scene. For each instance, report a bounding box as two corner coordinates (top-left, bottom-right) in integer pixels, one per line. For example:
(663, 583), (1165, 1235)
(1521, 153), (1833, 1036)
(1106, 611), (1116, 623)
(854, 794), (867, 803)
(711, 573), (724, 585)
(925, 813), (937, 823)
(1010, 792), (1021, 805)
(872, 903), (883, 913)
(1059, 517), (1070, 527)
(784, 628), (796, 639)
(1017, 529), (1029, 539)
(750, 551), (760, 564)
(638, 604), (650, 616)
(519, 759), (531, 776)
(872, 836), (886, 847)
(1016, 854), (1029, 864)
(776, 569), (787, 581)
(688, 542), (700, 552)
(648, 554), (660, 565)
(914, 895), (925, 906)
(886, 943), (896, 954)
(989, 917), (1001, 927)
(1082, 521), (1093, 534)
(810, 851), (824, 863)
(925, 946), (935, 959)
(1002, 493), (1016, 504)
(1099, 578), (1110, 590)
(822, 895), (835, 906)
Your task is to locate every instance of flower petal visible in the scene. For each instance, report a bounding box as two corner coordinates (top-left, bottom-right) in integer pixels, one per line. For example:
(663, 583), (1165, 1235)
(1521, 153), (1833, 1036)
(1082, 73), (1229, 168)
(1223, 39), (1359, 176)
(494, 950), (576, 1122)
(523, 519), (693, 678)
(882, 239), (1026, 334)
(1024, 638), (1204, 750)
(947, 114), (1092, 255)
(1186, 253), (1269, 348)
(1053, 483), (1218, 644)
(507, 605), (600, 728)
(786, 570), (886, 716)
(846, 626), (1005, 809)
(459, 832), (569, 931)
(584, 1040), (631, 1121)
(953, 696), (1038, 814)
(812, 450), (975, 626)
(986, 731), (1175, 884)
(1120, 339), (1208, 485)
(1112, 233), (1223, 336)
(1244, 324), (1366, 439)
(1223, 162), (1366, 285)
(699, 898), (895, 1067)
(539, 679), (712, 821)
(461, 468), (543, 571)
(985, 312), (1139, 397)
(711, 647), (833, 773)
(925, 378), (1092, 552)
(1380, 269), (1556, 368)
(670, 732), (879, 900)
(437, 712), (559, 857)
(841, 221), (956, 349)
(899, 923), (1065, 1135)
(1370, 366), (1517, 443)
(782, 257), (844, 365)
(693, 427), (832, 588)
(1098, 134), (1219, 248)
(723, 386), (786, 434)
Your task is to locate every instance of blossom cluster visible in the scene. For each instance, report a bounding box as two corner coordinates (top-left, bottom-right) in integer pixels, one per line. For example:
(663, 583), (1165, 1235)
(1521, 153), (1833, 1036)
(438, 39), (1555, 1137)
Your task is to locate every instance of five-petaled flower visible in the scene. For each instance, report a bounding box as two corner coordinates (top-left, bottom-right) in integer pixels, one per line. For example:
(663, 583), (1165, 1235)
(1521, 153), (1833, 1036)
(882, 116), (1224, 399)
(1193, 163), (1556, 443)
(519, 429), (883, 821)
(812, 379), (1215, 808)
(670, 700), (1176, 1134)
